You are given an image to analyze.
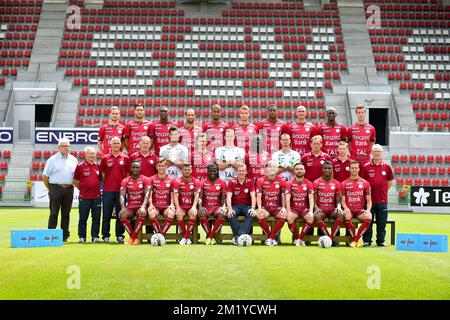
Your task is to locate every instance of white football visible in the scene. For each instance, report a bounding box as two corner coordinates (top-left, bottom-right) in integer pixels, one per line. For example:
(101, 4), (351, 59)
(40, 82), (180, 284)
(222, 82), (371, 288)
(318, 236), (332, 248)
(151, 233), (166, 246)
(238, 234), (253, 247)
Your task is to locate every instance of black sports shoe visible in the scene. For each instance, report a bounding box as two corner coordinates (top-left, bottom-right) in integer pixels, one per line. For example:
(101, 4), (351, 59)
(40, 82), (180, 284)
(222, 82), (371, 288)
(377, 242), (388, 247)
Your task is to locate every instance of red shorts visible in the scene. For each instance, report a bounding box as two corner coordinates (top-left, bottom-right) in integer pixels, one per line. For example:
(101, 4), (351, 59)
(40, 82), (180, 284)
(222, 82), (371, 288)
(152, 206), (170, 215)
(262, 207), (282, 217)
(125, 207), (140, 217)
(204, 206), (222, 216)
(350, 209), (365, 218)
(179, 207), (190, 213)
(291, 208), (310, 218)
(321, 209), (336, 219)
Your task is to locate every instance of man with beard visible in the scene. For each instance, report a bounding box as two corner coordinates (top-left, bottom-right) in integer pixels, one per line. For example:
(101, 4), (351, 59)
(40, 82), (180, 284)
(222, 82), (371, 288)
(179, 108), (202, 159)
(256, 160), (288, 246)
(192, 133), (215, 181)
(285, 163), (315, 246)
(123, 104), (151, 154)
(97, 105), (124, 156)
(173, 164), (201, 245)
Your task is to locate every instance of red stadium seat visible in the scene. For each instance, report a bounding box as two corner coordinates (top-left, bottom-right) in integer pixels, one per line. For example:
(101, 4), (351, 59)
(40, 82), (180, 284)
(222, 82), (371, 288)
(32, 162), (39, 170)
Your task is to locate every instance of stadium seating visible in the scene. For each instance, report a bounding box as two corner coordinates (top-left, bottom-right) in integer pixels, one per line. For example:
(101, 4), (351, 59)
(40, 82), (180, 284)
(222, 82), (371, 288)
(58, 0), (346, 126)
(365, 0), (450, 131)
(391, 153), (450, 186)
(0, 0), (42, 86)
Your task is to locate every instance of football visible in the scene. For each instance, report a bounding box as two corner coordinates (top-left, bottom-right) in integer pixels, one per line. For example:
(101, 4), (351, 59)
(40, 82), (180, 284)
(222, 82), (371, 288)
(150, 233), (166, 246)
(318, 236), (332, 248)
(238, 234), (253, 247)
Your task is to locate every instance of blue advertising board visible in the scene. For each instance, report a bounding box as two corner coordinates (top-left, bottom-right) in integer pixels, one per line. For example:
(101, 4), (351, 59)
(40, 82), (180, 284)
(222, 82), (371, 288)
(396, 234), (420, 251)
(11, 229), (63, 248)
(396, 233), (447, 253)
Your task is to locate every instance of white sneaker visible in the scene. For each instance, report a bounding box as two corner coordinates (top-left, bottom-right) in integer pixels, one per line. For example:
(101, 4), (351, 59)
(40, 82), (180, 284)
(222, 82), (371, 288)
(185, 238), (192, 245)
(271, 239), (278, 246)
(264, 239), (273, 246)
(232, 236), (238, 246)
(78, 238), (85, 244)
(294, 239), (306, 246)
(179, 238), (187, 245)
(103, 237), (110, 243)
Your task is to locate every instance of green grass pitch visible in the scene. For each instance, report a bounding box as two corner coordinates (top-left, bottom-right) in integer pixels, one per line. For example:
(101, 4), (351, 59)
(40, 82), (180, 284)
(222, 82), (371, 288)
(0, 208), (449, 300)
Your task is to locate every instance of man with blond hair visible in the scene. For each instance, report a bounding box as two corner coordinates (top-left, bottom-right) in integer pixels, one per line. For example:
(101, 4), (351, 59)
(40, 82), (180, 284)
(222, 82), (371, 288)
(233, 105), (258, 153)
(347, 104), (376, 164)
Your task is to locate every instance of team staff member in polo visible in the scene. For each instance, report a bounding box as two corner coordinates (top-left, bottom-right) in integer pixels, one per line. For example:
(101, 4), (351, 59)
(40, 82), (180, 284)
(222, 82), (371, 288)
(226, 164), (257, 245)
(361, 144), (394, 247)
(73, 146), (102, 243)
(43, 137), (78, 242)
(100, 136), (131, 243)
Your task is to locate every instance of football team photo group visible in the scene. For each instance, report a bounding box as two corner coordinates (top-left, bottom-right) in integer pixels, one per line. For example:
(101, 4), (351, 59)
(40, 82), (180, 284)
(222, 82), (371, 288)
(44, 103), (392, 249)
(0, 0), (448, 305)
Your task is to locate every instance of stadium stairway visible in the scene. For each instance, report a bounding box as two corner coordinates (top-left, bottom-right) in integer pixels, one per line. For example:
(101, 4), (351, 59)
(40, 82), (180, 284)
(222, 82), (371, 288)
(53, 89), (80, 127)
(337, 1), (388, 86)
(16, 1), (66, 82)
(392, 89), (417, 129)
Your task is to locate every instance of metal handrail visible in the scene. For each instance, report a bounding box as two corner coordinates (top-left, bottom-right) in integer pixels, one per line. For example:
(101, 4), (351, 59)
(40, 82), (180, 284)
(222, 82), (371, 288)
(364, 66), (370, 85)
(390, 90), (400, 127)
(50, 84), (59, 126)
(345, 87), (352, 126)
(2, 82), (14, 125)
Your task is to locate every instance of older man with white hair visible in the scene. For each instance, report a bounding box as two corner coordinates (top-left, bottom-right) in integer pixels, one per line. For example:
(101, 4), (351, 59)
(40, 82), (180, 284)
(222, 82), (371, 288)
(360, 144), (394, 247)
(73, 146), (102, 243)
(43, 137), (78, 242)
